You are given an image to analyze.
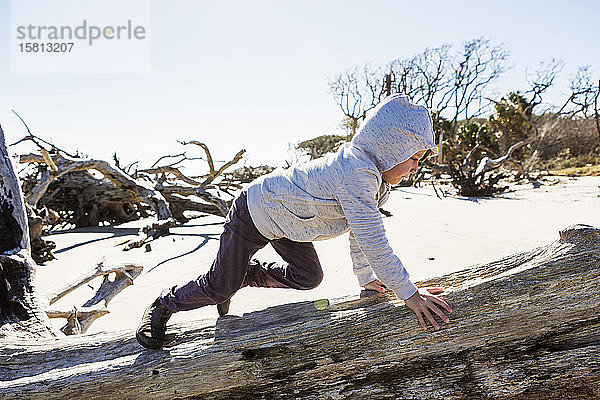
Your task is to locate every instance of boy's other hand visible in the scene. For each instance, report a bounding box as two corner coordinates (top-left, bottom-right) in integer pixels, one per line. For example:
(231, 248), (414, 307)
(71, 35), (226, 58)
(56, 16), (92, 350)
(362, 282), (445, 296)
(404, 288), (452, 330)
(362, 279), (387, 293)
(423, 286), (443, 295)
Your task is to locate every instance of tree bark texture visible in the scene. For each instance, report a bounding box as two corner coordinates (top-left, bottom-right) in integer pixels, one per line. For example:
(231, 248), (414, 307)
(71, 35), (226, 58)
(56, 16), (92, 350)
(0, 125), (57, 338)
(0, 224), (598, 399)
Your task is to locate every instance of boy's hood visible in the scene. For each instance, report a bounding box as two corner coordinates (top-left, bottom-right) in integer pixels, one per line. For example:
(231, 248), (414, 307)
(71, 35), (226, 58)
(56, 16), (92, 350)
(350, 93), (438, 173)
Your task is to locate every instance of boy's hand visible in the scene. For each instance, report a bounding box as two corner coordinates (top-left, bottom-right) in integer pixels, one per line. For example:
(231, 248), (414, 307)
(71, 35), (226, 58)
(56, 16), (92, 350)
(362, 282), (445, 296)
(423, 286), (443, 295)
(362, 279), (387, 293)
(404, 288), (452, 330)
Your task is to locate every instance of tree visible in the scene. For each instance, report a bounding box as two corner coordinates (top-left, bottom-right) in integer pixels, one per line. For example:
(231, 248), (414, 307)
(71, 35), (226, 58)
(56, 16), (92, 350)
(0, 124), (57, 338)
(487, 60), (599, 175)
(488, 92), (534, 156)
(329, 38), (509, 163)
(328, 64), (386, 139)
(560, 66), (600, 148)
(389, 44), (452, 111)
(388, 39), (509, 164)
(433, 38), (508, 163)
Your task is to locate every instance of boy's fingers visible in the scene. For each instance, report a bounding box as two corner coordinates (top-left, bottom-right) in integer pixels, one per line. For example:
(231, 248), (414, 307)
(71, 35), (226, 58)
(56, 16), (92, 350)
(373, 280), (387, 291)
(426, 293), (452, 313)
(407, 302), (427, 330)
(422, 308), (440, 330)
(415, 310), (427, 330)
(364, 281), (387, 293)
(426, 286), (443, 295)
(431, 296), (453, 313)
(427, 302), (449, 323)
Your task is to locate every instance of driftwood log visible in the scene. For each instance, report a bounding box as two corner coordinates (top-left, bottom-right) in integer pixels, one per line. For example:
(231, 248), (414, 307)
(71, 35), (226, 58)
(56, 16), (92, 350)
(38, 171), (147, 228)
(19, 152), (172, 221)
(26, 204), (58, 263)
(18, 149), (174, 255)
(45, 307), (110, 336)
(45, 262), (143, 334)
(122, 219), (178, 251)
(423, 135), (539, 197)
(0, 125), (58, 338)
(13, 132), (252, 256)
(156, 185), (230, 221)
(1, 224), (599, 399)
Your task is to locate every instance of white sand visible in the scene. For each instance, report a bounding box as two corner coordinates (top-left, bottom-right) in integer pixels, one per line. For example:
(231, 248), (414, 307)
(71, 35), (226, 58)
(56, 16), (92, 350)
(35, 176), (600, 335)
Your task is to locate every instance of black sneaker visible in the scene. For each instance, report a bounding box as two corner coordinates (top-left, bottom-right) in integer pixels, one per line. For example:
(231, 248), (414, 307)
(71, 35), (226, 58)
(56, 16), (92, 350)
(136, 298), (174, 349)
(217, 298), (230, 317)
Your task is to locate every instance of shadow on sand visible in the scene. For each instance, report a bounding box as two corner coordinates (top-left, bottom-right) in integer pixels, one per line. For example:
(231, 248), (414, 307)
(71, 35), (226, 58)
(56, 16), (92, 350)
(51, 226), (140, 254)
(148, 233), (220, 273)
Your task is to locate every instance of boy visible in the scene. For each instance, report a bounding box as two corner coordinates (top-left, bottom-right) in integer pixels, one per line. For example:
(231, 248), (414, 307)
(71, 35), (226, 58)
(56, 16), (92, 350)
(136, 94), (452, 349)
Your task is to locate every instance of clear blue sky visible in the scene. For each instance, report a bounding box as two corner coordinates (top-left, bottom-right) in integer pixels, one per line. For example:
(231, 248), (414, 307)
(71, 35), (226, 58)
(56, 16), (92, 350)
(1, 0), (599, 168)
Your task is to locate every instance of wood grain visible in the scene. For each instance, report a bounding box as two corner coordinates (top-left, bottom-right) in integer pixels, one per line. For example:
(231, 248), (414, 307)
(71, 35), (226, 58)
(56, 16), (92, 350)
(0, 224), (599, 399)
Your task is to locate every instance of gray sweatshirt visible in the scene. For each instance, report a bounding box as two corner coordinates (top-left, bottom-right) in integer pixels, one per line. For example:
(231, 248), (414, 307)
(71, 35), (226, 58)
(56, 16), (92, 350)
(246, 94), (437, 300)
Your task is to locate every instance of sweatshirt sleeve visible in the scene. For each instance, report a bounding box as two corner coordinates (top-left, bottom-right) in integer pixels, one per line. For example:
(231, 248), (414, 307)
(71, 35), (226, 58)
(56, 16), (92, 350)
(349, 229), (377, 286)
(337, 169), (418, 300)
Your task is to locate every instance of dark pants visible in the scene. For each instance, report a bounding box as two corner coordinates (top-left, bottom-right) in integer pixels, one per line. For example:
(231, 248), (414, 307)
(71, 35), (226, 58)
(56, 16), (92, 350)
(159, 191), (323, 312)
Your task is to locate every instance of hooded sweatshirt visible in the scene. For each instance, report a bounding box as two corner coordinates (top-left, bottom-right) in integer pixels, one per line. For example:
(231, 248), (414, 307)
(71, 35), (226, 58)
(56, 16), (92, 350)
(246, 93), (437, 300)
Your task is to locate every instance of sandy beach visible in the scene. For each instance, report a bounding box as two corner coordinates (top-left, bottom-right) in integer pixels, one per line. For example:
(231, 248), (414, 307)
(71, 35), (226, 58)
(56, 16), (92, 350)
(36, 176), (600, 335)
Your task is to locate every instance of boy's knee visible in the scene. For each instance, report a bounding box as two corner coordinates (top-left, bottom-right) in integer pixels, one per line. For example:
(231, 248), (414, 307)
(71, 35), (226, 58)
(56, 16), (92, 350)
(310, 269), (324, 289)
(297, 267), (323, 290)
(203, 282), (236, 305)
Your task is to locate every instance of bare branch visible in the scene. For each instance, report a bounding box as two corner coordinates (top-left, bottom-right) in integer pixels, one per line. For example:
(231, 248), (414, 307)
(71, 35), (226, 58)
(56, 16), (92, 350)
(10, 111), (79, 158)
(474, 135), (537, 176)
(47, 262), (143, 305)
(205, 149), (246, 186)
(179, 140), (216, 174)
(46, 307), (109, 335)
(138, 166), (202, 186)
(595, 79), (600, 142)
(525, 58), (564, 112)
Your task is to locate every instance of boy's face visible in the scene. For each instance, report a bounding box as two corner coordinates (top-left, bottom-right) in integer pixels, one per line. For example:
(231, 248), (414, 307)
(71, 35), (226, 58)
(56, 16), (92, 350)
(382, 150), (428, 185)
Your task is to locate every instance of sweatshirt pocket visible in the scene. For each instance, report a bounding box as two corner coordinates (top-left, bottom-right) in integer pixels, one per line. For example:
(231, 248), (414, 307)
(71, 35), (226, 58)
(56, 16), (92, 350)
(279, 202), (317, 220)
(263, 178), (344, 224)
(281, 193), (344, 221)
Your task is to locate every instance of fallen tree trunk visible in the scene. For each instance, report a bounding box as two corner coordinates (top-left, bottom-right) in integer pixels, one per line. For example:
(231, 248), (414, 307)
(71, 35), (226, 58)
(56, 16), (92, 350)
(19, 153), (172, 220)
(0, 125), (58, 338)
(157, 184), (231, 217)
(1, 224), (599, 399)
(40, 171), (145, 228)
